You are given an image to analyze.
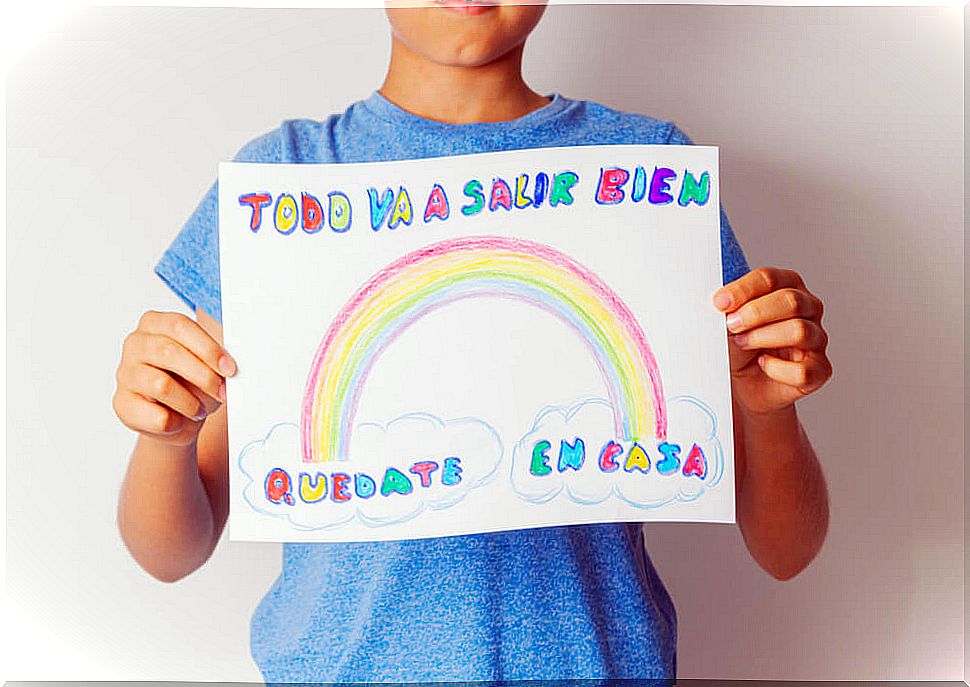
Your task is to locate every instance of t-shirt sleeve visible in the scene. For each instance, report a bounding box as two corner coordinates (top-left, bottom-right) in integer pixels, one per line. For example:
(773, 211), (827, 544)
(153, 128), (284, 324)
(666, 123), (751, 285)
(154, 180), (222, 321)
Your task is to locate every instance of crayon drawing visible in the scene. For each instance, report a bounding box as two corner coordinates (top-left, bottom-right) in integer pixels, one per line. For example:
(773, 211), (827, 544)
(218, 144), (735, 542)
(301, 235), (665, 465)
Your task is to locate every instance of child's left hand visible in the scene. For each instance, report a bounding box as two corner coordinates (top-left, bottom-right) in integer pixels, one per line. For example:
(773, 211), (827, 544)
(713, 267), (832, 415)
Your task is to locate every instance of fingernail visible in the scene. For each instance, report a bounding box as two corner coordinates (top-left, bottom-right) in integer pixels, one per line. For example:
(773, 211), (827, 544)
(732, 332), (747, 348)
(725, 312), (742, 331)
(219, 380), (227, 402)
(713, 292), (732, 310)
(191, 411), (207, 422)
(219, 355), (236, 376)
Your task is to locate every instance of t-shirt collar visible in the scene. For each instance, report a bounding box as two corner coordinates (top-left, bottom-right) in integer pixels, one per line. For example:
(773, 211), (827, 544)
(360, 90), (572, 133)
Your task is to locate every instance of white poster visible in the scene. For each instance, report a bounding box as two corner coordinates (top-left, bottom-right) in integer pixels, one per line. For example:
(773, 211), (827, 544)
(218, 144), (734, 542)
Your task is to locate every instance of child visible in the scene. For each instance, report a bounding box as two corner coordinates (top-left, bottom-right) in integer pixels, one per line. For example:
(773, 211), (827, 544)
(114, 2), (831, 682)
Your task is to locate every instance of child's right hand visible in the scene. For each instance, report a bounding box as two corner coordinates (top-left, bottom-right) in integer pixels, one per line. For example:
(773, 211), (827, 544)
(113, 311), (237, 447)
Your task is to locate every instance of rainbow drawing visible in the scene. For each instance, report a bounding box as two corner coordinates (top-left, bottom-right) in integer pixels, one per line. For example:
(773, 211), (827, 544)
(301, 235), (666, 464)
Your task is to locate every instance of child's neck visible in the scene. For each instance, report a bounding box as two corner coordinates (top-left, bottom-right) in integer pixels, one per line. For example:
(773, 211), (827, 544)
(379, 40), (550, 125)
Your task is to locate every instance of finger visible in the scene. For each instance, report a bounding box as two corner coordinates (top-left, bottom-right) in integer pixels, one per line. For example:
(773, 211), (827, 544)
(183, 377), (223, 417)
(130, 331), (226, 404)
(713, 267), (805, 313)
(113, 389), (190, 437)
(732, 319), (828, 352)
(757, 352), (831, 394)
(138, 311), (237, 378)
(725, 333), (761, 372)
(725, 288), (824, 334)
(128, 364), (209, 421)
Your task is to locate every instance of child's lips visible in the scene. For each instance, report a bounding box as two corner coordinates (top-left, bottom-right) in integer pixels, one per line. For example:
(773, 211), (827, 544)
(435, 0), (499, 15)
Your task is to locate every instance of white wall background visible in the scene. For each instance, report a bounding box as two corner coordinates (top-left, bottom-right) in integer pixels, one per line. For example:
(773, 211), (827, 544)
(5, 4), (964, 682)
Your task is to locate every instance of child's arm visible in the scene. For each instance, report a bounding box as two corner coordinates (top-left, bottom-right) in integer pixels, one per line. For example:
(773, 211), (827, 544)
(732, 397), (829, 580)
(114, 309), (235, 582)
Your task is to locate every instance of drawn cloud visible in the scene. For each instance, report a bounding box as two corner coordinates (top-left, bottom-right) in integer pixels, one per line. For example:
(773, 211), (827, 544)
(238, 414), (503, 531)
(510, 396), (723, 508)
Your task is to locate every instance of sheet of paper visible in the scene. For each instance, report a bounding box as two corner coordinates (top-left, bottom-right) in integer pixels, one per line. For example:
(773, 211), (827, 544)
(218, 144), (735, 542)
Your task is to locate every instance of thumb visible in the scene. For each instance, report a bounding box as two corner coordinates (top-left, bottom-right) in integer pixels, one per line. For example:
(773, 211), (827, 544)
(182, 378), (223, 418)
(727, 334), (759, 373)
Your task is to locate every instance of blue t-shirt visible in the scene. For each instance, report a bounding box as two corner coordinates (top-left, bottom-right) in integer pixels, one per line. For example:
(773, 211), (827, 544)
(155, 91), (749, 684)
